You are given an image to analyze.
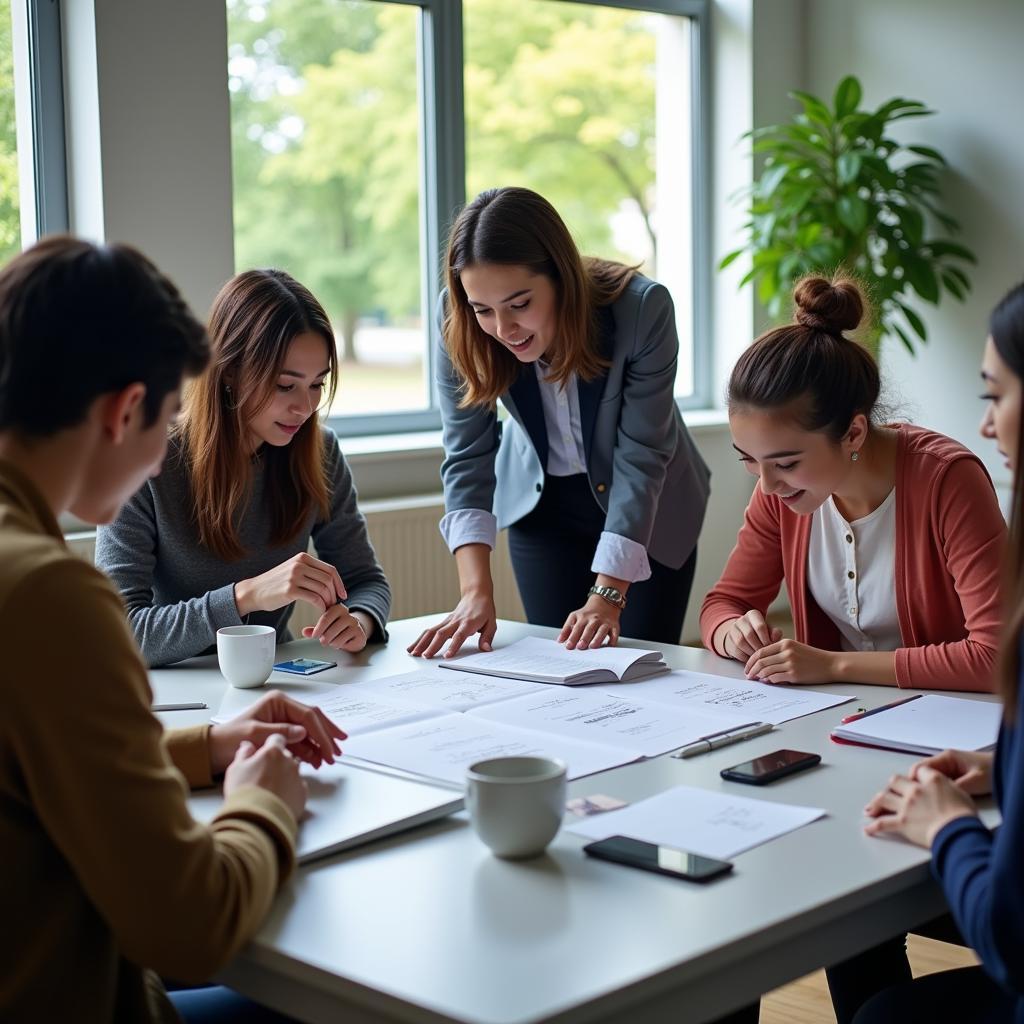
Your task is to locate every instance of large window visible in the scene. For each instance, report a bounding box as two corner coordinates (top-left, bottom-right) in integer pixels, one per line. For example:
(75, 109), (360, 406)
(227, 0), (708, 435)
(0, 0), (22, 262)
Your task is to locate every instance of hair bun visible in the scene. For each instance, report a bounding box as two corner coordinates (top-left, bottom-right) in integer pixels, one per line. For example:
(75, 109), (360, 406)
(793, 275), (864, 335)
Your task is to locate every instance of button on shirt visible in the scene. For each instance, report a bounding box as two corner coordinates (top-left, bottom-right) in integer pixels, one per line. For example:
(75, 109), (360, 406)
(806, 489), (901, 652)
(439, 365), (652, 582)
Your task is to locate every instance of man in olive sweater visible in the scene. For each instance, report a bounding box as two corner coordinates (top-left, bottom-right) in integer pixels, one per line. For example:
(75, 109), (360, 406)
(0, 237), (345, 1022)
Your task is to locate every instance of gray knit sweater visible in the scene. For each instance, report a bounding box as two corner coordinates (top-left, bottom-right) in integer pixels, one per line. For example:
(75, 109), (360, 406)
(96, 427), (391, 667)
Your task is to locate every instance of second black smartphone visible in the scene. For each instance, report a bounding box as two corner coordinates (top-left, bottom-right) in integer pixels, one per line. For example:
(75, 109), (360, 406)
(583, 835), (733, 882)
(720, 748), (821, 785)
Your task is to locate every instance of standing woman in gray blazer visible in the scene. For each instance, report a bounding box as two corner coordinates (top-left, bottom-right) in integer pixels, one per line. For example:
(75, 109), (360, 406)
(409, 187), (710, 659)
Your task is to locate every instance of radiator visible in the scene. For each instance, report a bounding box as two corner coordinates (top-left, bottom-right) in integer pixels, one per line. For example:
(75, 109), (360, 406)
(66, 497), (527, 634)
(356, 495), (526, 626)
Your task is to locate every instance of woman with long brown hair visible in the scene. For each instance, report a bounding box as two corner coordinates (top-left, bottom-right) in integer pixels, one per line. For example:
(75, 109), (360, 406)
(850, 280), (1024, 1023)
(409, 186), (710, 658)
(97, 268), (390, 667)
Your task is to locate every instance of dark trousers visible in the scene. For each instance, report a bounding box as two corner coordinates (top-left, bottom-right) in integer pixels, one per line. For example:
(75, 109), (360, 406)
(507, 474), (698, 644)
(852, 966), (1015, 1024)
(826, 914), (968, 1024)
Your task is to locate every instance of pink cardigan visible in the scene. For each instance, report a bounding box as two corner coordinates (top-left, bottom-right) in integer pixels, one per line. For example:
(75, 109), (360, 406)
(700, 425), (1005, 692)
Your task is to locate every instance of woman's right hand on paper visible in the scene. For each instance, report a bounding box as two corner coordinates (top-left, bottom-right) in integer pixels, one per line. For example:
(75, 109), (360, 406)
(234, 551), (347, 616)
(224, 732), (308, 822)
(717, 610), (784, 661)
(910, 748), (995, 797)
(407, 589), (498, 659)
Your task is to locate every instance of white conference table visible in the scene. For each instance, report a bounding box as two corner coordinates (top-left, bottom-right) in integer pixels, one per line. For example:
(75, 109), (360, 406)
(152, 616), (1000, 1024)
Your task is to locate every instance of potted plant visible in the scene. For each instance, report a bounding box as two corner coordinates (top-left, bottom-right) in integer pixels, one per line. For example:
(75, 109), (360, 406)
(721, 75), (976, 357)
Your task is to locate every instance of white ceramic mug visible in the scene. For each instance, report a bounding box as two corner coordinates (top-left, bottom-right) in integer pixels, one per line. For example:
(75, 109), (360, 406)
(465, 756), (567, 859)
(216, 625), (276, 689)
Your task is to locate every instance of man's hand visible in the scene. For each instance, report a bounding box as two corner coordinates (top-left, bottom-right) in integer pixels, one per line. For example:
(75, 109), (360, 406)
(209, 689), (346, 775)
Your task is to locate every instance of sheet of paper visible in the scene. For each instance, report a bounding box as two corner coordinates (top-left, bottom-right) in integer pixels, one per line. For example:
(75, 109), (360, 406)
(342, 713), (637, 785)
(445, 635), (660, 681)
(357, 668), (549, 711)
(467, 690), (754, 757)
(213, 683), (441, 735)
(602, 670), (856, 725)
(568, 785), (827, 860)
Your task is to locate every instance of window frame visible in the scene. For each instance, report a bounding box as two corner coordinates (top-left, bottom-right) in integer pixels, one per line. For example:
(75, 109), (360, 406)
(323, 0), (711, 438)
(11, 0), (69, 243)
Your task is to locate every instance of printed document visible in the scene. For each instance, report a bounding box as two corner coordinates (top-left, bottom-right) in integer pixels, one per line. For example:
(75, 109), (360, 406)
(343, 713), (637, 785)
(603, 669), (855, 725)
(568, 785), (827, 859)
(467, 690), (755, 757)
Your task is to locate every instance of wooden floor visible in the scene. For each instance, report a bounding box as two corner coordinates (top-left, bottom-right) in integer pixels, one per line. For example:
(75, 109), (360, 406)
(760, 935), (979, 1023)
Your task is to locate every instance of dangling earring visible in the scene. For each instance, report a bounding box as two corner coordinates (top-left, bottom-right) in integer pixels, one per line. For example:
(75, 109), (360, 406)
(224, 383), (232, 400)
(851, 450), (860, 463)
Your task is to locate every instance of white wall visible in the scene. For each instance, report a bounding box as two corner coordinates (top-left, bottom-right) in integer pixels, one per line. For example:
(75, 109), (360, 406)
(804, 0), (1024, 494)
(63, 0), (235, 317)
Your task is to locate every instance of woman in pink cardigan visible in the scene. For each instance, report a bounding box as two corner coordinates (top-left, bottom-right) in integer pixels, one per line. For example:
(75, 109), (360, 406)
(700, 274), (1005, 691)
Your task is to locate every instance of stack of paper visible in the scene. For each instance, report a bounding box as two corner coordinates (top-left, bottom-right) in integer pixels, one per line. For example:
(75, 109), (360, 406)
(831, 694), (1002, 755)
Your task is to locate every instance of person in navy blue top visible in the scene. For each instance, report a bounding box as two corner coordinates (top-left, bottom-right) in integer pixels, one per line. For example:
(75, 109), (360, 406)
(853, 279), (1024, 1024)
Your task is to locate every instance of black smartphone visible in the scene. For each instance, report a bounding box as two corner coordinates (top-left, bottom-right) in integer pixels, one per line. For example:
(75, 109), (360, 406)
(720, 748), (821, 786)
(582, 835), (733, 882)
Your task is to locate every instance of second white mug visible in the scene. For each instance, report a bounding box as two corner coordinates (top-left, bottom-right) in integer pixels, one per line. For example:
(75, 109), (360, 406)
(465, 755), (567, 859)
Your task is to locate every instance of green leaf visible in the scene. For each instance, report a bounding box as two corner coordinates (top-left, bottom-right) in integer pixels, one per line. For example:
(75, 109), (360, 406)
(837, 152), (862, 185)
(836, 195), (868, 234)
(758, 162), (791, 198)
(719, 249), (744, 271)
(944, 264), (972, 292)
(907, 144), (947, 165)
(873, 98), (929, 123)
(890, 322), (916, 355)
(904, 257), (939, 304)
(895, 204), (924, 246)
(928, 240), (978, 263)
(738, 266), (759, 288)
(834, 76), (862, 118)
(897, 300), (928, 342)
(790, 90), (833, 126)
(941, 271), (965, 301)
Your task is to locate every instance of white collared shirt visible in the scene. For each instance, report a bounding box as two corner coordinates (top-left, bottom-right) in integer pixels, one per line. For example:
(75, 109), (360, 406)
(439, 366), (651, 582)
(806, 489), (902, 652)
(534, 362), (588, 477)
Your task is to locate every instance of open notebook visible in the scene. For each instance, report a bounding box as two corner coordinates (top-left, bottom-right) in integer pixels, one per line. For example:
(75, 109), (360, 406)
(831, 694), (1002, 756)
(440, 636), (669, 685)
(187, 761), (462, 864)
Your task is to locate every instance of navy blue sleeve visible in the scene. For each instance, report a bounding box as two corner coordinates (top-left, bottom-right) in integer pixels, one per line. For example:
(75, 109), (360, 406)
(932, 701), (1024, 994)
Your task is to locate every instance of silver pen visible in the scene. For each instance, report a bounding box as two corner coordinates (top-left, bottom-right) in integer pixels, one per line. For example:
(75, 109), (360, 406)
(152, 702), (209, 712)
(671, 721), (774, 759)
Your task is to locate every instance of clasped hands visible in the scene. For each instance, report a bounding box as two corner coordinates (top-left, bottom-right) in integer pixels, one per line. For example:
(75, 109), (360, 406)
(861, 748), (992, 848)
(721, 609), (835, 685)
(234, 551), (370, 652)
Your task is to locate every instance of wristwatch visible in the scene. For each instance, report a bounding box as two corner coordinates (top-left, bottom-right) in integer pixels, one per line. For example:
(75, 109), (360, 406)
(588, 585), (627, 610)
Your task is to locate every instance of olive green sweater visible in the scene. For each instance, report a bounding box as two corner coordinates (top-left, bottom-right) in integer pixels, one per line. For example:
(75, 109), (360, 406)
(0, 460), (297, 1023)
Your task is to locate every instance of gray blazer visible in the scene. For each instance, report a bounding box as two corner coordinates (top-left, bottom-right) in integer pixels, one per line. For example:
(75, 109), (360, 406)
(437, 274), (710, 570)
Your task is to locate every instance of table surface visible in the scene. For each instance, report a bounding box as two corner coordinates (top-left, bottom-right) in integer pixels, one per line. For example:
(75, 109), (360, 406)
(152, 617), (1000, 1024)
